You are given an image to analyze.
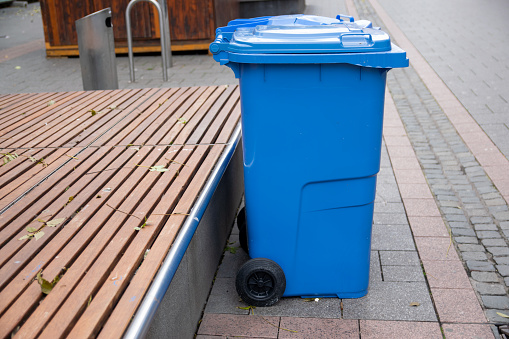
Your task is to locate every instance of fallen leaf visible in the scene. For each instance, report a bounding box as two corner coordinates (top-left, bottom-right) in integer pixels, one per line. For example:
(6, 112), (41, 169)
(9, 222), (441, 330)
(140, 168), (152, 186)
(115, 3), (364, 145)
(497, 312), (509, 318)
(237, 306), (255, 310)
(177, 117), (187, 125)
(34, 231), (45, 240)
(149, 165), (168, 172)
(47, 100), (55, 106)
(303, 298), (320, 302)
(2, 152), (18, 166)
(46, 218), (65, 227)
(19, 234), (32, 241)
(225, 246), (237, 254)
(65, 196), (74, 206)
(15, 66), (21, 70)
(36, 271), (54, 294)
(409, 302), (420, 307)
(26, 227), (38, 233)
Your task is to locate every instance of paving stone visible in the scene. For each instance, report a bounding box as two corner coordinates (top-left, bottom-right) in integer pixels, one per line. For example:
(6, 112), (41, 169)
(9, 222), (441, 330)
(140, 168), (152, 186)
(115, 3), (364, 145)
(198, 314), (279, 338)
(461, 251), (488, 261)
(204, 278), (249, 315)
(471, 216), (494, 224)
(474, 223), (499, 231)
(482, 239), (508, 247)
(374, 202), (406, 214)
(278, 318), (358, 338)
(422, 260), (471, 289)
(379, 251), (421, 266)
(451, 228), (476, 237)
(473, 282), (507, 295)
(342, 282), (437, 322)
(444, 214), (468, 222)
(216, 251), (249, 279)
(458, 244), (485, 252)
(371, 225), (415, 251)
(442, 324), (497, 339)
(431, 288), (487, 323)
(477, 231), (502, 239)
(495, 212), (509, 221)
(487, 247), (509, 256)
(497, 265), (509, 277)
(481, 296), (509, 309)
(382, 266), (425, 282)
(447, 221), (469, 229)
(471, 271), (500, 283)
(360, 320), (442, 339)
(485, 309), (509, 324)
(466, 261), (496, 272)
(373, 213), (408, 225)
(494, 257), (509, 265)
(442, 207), (465, 215)
(455, 236), (479, 244)
(254, 297), (342, 319)
(501, 221), (509, 229)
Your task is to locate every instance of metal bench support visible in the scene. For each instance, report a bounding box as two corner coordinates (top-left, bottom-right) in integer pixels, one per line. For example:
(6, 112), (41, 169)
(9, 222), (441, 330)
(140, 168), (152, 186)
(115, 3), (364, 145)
(126, 0), (172, 82)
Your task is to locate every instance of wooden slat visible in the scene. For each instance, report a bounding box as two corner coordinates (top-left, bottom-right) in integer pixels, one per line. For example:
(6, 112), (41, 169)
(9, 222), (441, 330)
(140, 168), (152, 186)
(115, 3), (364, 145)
(0, 91), (110, 148)
(0, 86), (241, 338)
(0, 92), (61, 131)
(0, 89), (163, 212)
(0, 93), (36, 111)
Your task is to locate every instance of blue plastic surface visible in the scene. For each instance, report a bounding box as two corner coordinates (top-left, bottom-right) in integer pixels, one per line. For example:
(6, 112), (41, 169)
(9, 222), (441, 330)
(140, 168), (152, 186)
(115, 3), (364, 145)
(212, 14), (408, 299)
(210, 14), (408, 70)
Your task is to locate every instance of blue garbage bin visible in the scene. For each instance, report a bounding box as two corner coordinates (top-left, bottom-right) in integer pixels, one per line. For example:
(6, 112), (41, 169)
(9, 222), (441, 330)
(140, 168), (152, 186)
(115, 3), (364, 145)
(211, 14), (408, 306)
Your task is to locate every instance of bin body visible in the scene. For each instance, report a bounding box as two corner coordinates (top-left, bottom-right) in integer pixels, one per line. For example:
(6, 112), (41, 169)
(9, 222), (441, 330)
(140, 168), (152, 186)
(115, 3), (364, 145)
(212, 15), (408, 298)
(76, 8), (118, 91)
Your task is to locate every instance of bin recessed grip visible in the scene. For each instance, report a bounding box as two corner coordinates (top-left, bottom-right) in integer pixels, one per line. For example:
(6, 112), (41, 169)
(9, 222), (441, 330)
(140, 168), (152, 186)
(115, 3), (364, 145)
(340, 33), (374, 47)
(336, 14), (354, 22)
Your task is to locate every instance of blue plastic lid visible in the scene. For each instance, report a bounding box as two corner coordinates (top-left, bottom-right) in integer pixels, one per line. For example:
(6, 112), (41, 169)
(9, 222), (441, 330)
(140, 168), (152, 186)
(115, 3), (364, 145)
(211, 14), (408, 69)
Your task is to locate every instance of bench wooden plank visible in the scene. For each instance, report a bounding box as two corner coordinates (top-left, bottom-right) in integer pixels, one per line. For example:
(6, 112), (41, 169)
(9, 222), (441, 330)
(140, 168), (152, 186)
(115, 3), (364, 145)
(0, 93), (30, 108)
(0, 89), (157, 210)
(0, 86), (242, 338)
(0, 92), (60, 128)
(0, 91), (104, 148)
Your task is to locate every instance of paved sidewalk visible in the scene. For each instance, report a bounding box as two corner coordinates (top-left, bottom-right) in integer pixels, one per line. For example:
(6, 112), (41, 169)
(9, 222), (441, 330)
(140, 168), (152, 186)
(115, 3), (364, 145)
(1, 0), (509, 338)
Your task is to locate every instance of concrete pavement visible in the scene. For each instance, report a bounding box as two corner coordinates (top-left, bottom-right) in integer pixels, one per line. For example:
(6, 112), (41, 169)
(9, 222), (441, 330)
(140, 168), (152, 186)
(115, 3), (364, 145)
(1, 0), (509, 337)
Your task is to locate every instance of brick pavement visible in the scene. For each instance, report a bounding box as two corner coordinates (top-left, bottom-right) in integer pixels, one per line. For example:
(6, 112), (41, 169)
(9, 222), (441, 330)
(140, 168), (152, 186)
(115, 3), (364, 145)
(1, 0), (509, 338)
(353, 0), (509, 332)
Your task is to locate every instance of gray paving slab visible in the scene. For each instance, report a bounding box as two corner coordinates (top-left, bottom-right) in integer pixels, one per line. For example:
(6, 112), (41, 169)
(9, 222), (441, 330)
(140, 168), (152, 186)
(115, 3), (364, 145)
(376, 0), (509, 160)
(371, 224), (415, 251)
(342, 281), (437, 321)
(379, 251), (420, 266)
(354, 0), (509, 327)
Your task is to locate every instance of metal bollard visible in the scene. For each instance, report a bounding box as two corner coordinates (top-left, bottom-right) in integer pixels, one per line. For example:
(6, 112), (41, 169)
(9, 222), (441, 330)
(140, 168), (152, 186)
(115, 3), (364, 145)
(126, 0), (172, 82)
(76, 8), (119, 91)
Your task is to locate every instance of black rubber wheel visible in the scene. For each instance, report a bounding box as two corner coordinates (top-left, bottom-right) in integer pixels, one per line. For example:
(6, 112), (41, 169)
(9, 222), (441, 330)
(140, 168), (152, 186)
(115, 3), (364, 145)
(237, 207), (248, 254)
(236, 258), (286, 307)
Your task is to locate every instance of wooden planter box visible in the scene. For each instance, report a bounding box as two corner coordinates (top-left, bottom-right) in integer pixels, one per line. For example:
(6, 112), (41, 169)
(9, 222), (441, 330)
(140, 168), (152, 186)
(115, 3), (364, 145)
(39, 0), (238, 57)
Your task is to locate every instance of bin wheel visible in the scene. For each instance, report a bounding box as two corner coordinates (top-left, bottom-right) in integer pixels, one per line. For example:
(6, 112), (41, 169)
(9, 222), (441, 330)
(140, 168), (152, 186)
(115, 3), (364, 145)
(237, 207), (248, 254)
(236, 258), (286, 307)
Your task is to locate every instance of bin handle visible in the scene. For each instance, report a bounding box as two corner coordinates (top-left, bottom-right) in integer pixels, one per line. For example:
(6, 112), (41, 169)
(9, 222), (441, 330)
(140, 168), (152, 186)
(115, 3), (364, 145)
(210, 34), (229, 54)
(339, 33), (373, 47)
(336, 14), (354, 22)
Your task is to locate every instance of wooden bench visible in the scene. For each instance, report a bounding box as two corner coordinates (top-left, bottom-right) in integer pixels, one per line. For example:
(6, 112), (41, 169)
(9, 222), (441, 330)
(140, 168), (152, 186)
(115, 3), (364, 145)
(0, 85), (243, 338)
